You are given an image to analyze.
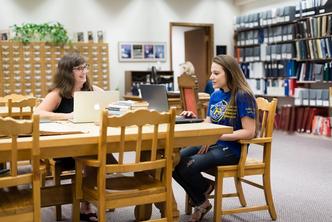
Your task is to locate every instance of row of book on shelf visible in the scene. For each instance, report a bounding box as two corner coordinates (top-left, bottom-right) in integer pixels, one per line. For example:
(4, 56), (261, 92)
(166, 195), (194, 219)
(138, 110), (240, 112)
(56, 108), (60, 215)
(248, 76), (332, 101)
(241, 60), (332, 82)
(277, 105), (331, 137)
(237, 36), (332, 62)
(237, 43), (295, 63)
(235, 0), (328, 30)
(296, 37), (332, 60)
(248, 78), (297, 97)
(236, 12), (332, 46)
(242, 37), (332, 62)
(234, 6), (296, 30)
(236, 24), (295, 46)
(296, 14), (332, 38)
(241, 40), (332, 61)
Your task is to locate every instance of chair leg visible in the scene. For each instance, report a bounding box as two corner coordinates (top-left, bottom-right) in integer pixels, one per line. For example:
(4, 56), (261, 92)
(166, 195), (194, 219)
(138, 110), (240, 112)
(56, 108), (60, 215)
(214, 171), (224, 222)
(263, 174), (277, 220)
(54, 165), (62, 221)
(234, 177), (247, 207)
(185, 194), (192, 215)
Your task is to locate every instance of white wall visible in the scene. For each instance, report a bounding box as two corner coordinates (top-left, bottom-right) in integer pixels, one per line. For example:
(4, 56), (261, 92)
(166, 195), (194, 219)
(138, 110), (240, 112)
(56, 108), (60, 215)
(0, 0), (239, 96)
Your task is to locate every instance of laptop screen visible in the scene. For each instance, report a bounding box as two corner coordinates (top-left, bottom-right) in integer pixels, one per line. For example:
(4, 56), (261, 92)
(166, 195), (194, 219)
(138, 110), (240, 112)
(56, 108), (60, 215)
(73, 90), (120, 123)
(140, 84), (169, 112)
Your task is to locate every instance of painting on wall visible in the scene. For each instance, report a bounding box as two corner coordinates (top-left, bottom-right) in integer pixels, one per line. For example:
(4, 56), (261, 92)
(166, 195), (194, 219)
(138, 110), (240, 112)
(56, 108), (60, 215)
(118, 42), (166, 62)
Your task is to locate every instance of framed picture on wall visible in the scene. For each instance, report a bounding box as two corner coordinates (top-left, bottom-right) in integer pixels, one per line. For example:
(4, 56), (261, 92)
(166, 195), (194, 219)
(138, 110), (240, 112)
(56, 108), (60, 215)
(119, 43), (132, 60)
(154, 44), (165, 60)
(118, 42), (166, 62)
(133, 44), (143, 59)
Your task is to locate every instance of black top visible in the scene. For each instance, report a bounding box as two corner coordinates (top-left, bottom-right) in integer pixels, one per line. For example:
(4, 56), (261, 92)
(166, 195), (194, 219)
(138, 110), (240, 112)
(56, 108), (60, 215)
(54, 97), (73, 113)
(53, 96), (75, 168)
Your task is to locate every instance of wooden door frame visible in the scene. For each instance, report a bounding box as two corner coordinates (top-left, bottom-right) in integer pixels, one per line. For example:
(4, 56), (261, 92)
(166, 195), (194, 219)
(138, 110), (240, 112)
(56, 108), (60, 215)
(169, 22), (214, 80)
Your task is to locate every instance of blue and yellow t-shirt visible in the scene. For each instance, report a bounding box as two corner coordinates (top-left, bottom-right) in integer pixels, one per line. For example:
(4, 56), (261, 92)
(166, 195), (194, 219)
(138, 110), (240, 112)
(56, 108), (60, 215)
(207, 89), (256, 157)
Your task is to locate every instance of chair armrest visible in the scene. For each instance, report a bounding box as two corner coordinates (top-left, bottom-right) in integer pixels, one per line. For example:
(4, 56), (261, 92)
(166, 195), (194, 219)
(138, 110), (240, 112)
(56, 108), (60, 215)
(239, 137), (272, 145)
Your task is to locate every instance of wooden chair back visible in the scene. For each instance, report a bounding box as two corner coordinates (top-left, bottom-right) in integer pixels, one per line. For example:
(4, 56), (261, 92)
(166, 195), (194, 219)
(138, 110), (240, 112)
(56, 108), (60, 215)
(7, 97), (37, 119)
(236, 97), (278, 177)
(73, 108), (176, 222)
(100, 109), (175, 174)
(212, 97), (278, 222)
(178, 73), (199, 116)
(0, 115), (41, 222)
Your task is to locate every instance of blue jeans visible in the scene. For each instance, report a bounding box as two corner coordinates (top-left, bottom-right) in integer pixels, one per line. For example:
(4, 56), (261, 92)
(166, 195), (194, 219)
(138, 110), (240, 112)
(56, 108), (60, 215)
(173, 144), (240, 206)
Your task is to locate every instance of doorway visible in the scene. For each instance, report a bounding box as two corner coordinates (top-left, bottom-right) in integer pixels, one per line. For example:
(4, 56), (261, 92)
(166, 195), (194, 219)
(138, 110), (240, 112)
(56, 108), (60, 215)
(170, 22), (214, 92)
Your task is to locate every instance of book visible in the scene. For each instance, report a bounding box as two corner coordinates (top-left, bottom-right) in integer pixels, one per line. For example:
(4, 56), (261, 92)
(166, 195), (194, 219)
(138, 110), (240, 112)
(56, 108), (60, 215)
(296, 107), (304, 132)
(301, 107), (310, 132)
(305, 108), (318, 133)
(288, 105), (296, 132)
(40, 122), (88, 136)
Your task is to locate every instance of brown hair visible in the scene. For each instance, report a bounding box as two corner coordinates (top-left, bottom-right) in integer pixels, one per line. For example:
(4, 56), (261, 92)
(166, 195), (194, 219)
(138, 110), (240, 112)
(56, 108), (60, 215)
(212, 54), (255, 107)
(50, 53), (93, 98)
(213, 55), (257, 132)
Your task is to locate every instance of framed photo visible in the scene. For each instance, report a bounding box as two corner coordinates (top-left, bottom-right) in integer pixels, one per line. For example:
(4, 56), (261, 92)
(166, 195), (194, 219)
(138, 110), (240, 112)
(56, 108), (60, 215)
(97, 30), (104, 43)
(0, 29), (10, 41)
(87, 31), (94, 42)
(118, 42), (166, 62)
(77, 32), (85, 42)
(144, 44), (154, 59)
(133, 44), (143, 59)
(120, 43), (132, 60)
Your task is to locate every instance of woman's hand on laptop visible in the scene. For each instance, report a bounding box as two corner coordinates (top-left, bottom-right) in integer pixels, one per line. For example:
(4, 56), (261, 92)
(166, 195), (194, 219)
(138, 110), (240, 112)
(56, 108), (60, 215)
(180, 111), (197, 118)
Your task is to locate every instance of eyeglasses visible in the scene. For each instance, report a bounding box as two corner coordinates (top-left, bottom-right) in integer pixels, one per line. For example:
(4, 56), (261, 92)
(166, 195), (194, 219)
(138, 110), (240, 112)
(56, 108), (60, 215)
(73, 64), (89, 71)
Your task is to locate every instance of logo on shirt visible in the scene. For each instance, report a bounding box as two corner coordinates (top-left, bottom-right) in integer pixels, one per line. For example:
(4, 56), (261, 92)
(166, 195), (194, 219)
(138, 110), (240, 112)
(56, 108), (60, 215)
(210, 100), (228, 122)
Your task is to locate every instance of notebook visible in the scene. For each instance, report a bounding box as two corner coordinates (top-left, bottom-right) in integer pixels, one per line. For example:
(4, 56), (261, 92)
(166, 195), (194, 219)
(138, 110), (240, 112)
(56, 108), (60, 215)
(140, 84), (204, 124)
(72, 91), (120, 123)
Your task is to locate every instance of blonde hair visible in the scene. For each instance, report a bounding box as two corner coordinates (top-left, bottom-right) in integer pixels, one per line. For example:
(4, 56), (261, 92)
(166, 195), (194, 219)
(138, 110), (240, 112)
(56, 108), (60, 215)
(180, 61), (195, 76)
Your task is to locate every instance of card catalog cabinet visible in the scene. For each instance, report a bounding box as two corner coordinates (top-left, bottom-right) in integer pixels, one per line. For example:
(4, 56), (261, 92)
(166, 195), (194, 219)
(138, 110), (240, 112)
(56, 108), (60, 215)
(0, 42), (110, 98)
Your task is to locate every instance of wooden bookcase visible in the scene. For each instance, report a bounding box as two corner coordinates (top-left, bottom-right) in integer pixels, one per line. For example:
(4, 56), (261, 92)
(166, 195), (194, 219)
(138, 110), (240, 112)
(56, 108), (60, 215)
(0, 42), (110, 98)
(235, 7), (332, 137)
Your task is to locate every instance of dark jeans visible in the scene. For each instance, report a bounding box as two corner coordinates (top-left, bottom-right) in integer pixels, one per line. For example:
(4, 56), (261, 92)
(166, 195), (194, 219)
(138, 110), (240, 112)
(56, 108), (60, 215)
(173, 144), (240, 206)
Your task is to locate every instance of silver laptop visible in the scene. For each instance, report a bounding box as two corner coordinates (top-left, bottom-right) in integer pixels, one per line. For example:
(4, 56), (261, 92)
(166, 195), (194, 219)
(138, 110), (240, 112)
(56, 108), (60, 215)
(140, 84), (203, 124)
(72, 91), (120, 123)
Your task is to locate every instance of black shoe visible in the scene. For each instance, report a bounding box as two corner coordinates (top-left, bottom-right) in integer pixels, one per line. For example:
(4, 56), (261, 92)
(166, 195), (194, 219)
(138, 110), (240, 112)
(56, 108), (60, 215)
(80, 212), (98, 222)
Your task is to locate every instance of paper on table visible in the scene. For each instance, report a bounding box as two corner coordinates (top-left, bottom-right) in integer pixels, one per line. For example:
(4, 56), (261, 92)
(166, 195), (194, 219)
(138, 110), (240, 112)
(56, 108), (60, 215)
(40, 122), (89, 136)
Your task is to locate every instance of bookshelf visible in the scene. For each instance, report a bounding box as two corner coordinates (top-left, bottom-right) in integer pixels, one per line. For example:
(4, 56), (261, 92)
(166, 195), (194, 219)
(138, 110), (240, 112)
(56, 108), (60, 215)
(124, 70), (174, 96)
(235, 4), (332, 138)
(0, 42), (110, 98)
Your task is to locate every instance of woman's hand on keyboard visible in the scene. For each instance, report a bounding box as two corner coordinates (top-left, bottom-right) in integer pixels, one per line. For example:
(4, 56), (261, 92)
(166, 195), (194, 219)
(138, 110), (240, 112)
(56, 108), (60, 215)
(180, 111), (197, 118)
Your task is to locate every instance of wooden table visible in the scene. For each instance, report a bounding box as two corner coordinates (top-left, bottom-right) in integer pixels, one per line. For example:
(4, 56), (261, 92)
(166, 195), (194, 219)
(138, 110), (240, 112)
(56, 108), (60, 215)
(0, 121), (232, 221)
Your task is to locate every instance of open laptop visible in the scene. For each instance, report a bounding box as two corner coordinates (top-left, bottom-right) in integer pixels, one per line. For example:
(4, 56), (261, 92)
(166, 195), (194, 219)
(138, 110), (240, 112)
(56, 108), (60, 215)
(140, 84), (204, 124)
(72, 91), (120, 123)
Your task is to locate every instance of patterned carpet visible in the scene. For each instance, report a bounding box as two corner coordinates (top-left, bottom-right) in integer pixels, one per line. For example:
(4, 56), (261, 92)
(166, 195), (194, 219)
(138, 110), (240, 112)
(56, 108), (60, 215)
(42, 130), (332, 221)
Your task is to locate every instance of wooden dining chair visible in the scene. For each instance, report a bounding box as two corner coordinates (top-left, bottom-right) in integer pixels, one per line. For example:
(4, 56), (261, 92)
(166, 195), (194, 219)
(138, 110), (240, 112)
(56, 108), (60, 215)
(72, 108), (176, 222)
(185, 97), (278, 222)
(0, 115), (41, 222)
(178, 73), (205, 118)
(7, 97), (37, 119)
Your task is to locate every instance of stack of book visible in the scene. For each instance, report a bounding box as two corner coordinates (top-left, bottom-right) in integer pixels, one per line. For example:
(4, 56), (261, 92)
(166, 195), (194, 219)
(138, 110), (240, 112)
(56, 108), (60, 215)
(107, 100), (149, 115)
